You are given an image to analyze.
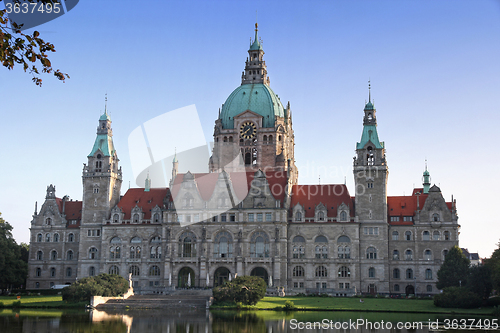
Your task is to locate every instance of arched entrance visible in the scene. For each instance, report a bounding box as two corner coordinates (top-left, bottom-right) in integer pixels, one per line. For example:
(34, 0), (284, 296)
(250, 267), (268, 284)
(405, 285), (415, 296)
(178, 267), (195, 288)
(214, 267), (231, 287)
(368, 284), (377, 295)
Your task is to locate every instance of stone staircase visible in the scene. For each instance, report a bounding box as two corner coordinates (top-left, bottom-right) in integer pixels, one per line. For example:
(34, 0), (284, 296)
(96, 290), (213, 309)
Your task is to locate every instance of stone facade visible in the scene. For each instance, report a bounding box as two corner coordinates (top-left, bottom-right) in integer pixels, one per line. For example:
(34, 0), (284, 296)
(27, 26), (459, 296)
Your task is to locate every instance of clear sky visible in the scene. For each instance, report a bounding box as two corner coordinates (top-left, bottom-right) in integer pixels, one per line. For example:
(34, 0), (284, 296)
(1, 0), (499, 257)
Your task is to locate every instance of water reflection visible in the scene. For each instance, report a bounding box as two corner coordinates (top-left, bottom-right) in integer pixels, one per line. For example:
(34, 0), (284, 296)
(0, 308), (498, 333)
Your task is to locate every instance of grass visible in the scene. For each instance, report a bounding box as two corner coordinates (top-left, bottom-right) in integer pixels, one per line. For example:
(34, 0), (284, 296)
(0, 296), (85, 308)
(212, 296), (497, 315)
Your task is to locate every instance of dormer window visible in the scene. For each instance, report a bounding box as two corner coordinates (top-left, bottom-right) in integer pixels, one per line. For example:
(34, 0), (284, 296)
(133, 213), (140, 223)
(432, 213), (440, 222)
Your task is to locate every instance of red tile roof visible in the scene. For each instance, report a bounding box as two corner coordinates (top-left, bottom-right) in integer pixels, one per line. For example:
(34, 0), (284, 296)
(117, 188), (169, 219)
(290, 184), (353, 218)
(170, 170), (288, 202)
(55, 198), (82, 227)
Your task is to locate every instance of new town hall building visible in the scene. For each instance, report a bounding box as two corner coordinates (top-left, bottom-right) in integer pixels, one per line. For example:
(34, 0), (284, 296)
(27, 25), (459, 296)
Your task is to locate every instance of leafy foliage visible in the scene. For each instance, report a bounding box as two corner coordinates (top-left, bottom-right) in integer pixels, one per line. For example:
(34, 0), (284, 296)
(433, 287), (482, 309)
(467, 264), (492, 300)
(436, 246), (470, 289)
(0, 0), (68, 86)
(62, 273), (129, 303)
(212, 276), (267, 305)
(0, 213), (28, 290)
(485, 240), (500, 293)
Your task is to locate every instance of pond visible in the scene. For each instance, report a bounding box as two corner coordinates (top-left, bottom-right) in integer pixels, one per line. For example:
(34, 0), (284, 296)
(0, 308), (498, 332)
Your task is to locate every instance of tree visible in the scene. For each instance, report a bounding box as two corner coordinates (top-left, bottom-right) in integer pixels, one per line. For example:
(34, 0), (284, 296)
(467, 264), (492, 300)
(485, 240), (500, 293)
(0, 0), (68, 86)
(0, 213), (28, 290)
(436, 246), (470, 290)
(62, 273), (129, 303)
(212, 276), (267, 305)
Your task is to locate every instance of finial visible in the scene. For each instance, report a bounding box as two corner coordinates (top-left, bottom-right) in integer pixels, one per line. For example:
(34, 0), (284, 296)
(105, 93), (108, 114)
(368, 79), (371, 103)
(319, 175), (321, 185)
(425, 159), (428, 171)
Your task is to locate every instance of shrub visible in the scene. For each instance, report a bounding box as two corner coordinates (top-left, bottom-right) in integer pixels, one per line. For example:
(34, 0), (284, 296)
(213, 276), (267, 305)
(12, 301), (21, 308)
(296, 293), (306, 297)
(62, 273), (129, 303)
(283, 300), (296, 311)
(487, 297), (500, 307)
(434, 287), (482, 309)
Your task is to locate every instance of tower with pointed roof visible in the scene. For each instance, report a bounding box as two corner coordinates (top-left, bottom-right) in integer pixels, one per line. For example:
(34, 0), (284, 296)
(79, 106), (122, 277)
(353, 83), (388, 222)
(422, 162), (431, 194)
(210, 23), (297, 187)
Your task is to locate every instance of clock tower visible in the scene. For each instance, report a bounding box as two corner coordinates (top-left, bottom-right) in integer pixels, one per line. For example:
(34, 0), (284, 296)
(210, 23), (297, 186)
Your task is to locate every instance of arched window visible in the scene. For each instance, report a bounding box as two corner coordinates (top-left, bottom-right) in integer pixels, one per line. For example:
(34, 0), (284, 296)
(443, 249), (448, 259)
(68, 233), (74, 242)
(50, 267), (56, 277)
(45, 218), (52, 225)
(51, 250), (57, 260)
(150, 246), (161, 259)
(338, 235), (350, 243)
(392, 231), (399, 241)
(109, 265), (119, 275)
(183, 194), (194, 208)
(110, 246), (121, 259)
(393, 249), (399, 260)
(405, 249), (413, 260)
(426, 284), (432, 292)
(293, 266), (305, 277)
(46, 233), (50, 242)
(149, 265), (160, 276)
(314, 236), (328, 259)
(213, 231), (233, 258)
(37, 234), (42, 242)
(366, 247), (377, 259)
(433, 231), (440, 240)
(338, 266), (350, 278)
(263, 135), (267, 142)
(367, 146), (374, 165)
(317, 211), (325, 221)
(179, 232), (196, 258)
(423, 231), (430, 241)
(250, 231), (270, 258)
(36, 267), (41, 277)
(295, 211), (302, 221)
(111, 236), (121, 244)
(268, 135), (273, 142)
(394, 284), (400, 292)
(425, 269), (432, 280)
(406, 268), (414, 279)
(53, 233), (59, 242)
(432, 213), (440, 222)
(67, 250), (74, 260)
(405, 231), (412, 241)
(66, 267), (72, 277)
(37, 251), (43, 260)
(130, 246), (141, 259)
(293, 235), (305, 243)
(153, 213), (161, 223)
(89, 266), (96, 276)
(315, 266), (327, 277)
(340, 211), (347, 222)
(113, 214), (120, 223)
(292, 236), (305, 258)
(133, 213), (140, 223)
(368, 267), (375, 278)
(425, 249), (432, 260)
(444, 231), (450, 241)
(393, 268), (400, 279)
(129, 265), (140, 276)
(89, 247), (98, 259)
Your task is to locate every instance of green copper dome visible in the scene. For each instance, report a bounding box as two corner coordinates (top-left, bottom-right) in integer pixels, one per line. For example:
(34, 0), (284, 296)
(364, 101), (374, 110)
(100, 111), (111, 121)
(220, 83), (284, 129)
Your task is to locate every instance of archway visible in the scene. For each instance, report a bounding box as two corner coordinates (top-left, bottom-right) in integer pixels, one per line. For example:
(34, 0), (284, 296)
(405, 285), (415, 296)
(250, 267), (268, 284)
(178, 267), (195, 288)
(214, 267), (231, 287)
(368, 284), (377, 295)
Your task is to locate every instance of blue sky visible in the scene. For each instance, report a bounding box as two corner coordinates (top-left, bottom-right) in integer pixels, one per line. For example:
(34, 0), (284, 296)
(1, 0), (499, 257)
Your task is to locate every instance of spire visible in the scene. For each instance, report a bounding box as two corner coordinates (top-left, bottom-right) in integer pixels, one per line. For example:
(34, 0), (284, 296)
(422, 160), (431, 194)
(145, 172), (151, 192)
(172, 148), (179, 183)
(242, 23), (269, 85)
(365, 79), (374, 110)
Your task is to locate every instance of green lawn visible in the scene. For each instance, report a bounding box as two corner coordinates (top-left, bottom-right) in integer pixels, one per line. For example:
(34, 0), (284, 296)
(214, 297), (495, 315)
(0, 295), (85, 308)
